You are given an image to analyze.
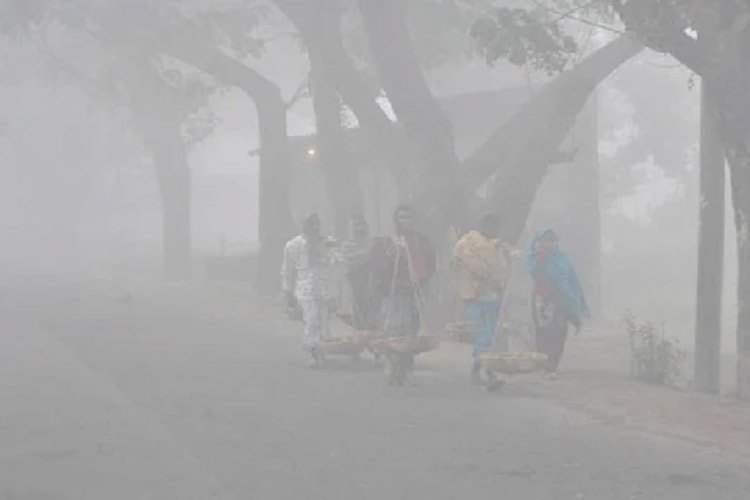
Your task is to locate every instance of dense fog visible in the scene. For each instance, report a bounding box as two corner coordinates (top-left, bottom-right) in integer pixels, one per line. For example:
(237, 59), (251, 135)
(2, 1), (749, 499)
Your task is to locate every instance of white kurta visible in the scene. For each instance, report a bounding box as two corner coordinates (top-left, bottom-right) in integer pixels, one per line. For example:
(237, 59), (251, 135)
(281, 235), (341, 350)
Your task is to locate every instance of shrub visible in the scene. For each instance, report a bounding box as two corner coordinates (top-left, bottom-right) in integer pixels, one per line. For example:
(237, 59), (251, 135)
(624, 311), (685, 387)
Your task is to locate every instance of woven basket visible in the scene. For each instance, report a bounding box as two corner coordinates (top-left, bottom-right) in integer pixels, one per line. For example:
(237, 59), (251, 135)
(444, 321), (479, 344)
(356, 330), (389, 346)
(372, 335), (440, 355)
(319, 336), (367, 356)
(479, 351), (548, 374)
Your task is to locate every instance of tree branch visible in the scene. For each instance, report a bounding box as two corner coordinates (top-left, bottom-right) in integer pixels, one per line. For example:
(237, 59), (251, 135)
(285, 72), (309, 109)
(529, 0), (626, 35)
(462, 34), (643, 189)
(357, 0), (470, 227)
(273, 0), (407, 163)
(162, 37), (281, 98)
(608, 0), (716, 79)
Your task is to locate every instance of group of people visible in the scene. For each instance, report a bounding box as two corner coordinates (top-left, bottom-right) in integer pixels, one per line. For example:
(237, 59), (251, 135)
(281, 205), (435, 372)
(281, 204), (589, 383)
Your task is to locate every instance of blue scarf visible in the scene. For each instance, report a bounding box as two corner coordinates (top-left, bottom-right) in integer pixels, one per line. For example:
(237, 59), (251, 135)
(526, 229), (590, 319)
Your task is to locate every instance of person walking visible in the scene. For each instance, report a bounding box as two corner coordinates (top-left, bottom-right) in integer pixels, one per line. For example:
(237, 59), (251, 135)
(281, 213), (341, 368)
(526, 228), (589, 376)
(453, 213), (511, 385)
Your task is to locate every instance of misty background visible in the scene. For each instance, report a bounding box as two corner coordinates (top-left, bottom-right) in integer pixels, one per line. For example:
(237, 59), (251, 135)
(0, 3), (733, 352)
(5, 2), (750, 499)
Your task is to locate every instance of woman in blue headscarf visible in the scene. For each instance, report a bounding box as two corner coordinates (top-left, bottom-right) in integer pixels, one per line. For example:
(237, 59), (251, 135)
(526, 229), (589, 374)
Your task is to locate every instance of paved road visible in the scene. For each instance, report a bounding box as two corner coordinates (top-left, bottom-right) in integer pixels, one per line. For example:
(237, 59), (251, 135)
(1, 280), (749, 499)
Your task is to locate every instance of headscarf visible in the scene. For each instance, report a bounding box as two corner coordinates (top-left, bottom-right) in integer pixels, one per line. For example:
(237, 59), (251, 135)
(526, 228), (590, 319)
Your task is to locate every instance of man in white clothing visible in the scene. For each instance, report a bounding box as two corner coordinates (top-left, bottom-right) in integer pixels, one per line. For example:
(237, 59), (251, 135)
(281, 213), (340, 368)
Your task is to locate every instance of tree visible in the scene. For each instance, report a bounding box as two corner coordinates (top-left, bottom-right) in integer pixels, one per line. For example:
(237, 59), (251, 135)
(484, 0), (750, 398)
(2, 1), (201, 277)
(695, 86), (725, 394)
(469, 33), (642, 241)
(120, 58), (194, 279)
(272, 0), (411, 201)
(607, 0), (750, 399)
(357, 0), (468, 227)
(305, 2), (363, 237)
(156, 29), (296, 290)
(97, 0), (296, 287)
(275, 0), (642, 241)
(5, 0), (296, 286)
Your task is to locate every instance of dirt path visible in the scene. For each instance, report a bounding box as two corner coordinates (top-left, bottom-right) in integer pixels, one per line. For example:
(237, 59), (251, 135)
(1, 278), (749, 499)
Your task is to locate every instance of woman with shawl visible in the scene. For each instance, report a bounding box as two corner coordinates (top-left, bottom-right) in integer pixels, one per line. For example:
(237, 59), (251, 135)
(341, 213), (379, 331)
(373, 205), (436, 338)
(370, 205), (436, 384)
(526, 229), (589, 375)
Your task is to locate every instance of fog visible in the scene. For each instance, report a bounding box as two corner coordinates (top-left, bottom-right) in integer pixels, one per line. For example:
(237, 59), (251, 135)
(2, 1), (749, 498)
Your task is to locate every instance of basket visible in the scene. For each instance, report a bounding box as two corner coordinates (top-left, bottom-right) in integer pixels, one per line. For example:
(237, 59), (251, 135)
(372, 335), (440, 355)
(356, 330), (389, 346)
(318, 335), (368, 356)
(479, 351), (548, 374)
(444, 321), (479, 344)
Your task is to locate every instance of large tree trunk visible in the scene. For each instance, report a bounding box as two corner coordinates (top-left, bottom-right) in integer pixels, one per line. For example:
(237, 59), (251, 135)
(310, 62), (359, 237)
(274, 0), (410, 196)
(357, 0), (467, 226)
(124, 62), (192, 279)
(736, 213), (750, 400)
(720, 105), (750, 400)
(727, 143), (750, 400)
(357, 1), (640, 237)
(704, 42), (750, 398)
(283, 2), (639, 244)
(255, 87), (295, 292)
(709, 24), (750, 398)
(694, 86), (726, 394)
(480, 36), (643, 242)
(307, 3), (362, 237)
(149, 123), (192, 279)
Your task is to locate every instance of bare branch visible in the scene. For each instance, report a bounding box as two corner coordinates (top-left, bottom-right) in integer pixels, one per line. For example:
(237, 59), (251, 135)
(462, 34), (643, 189)
(285, 72), (310, 109)
(529, 0), (626, 35)
(605, 0), (718, 80)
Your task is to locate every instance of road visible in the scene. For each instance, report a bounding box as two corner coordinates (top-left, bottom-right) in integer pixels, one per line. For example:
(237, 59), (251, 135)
(1, 279), (749, 499)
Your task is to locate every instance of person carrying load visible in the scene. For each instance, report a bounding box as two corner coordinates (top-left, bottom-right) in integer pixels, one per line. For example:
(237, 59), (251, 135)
(452, 213), (512, 385)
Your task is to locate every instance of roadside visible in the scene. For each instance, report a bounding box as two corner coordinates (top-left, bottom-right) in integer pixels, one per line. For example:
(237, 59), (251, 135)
(422, 332), (750, 459)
